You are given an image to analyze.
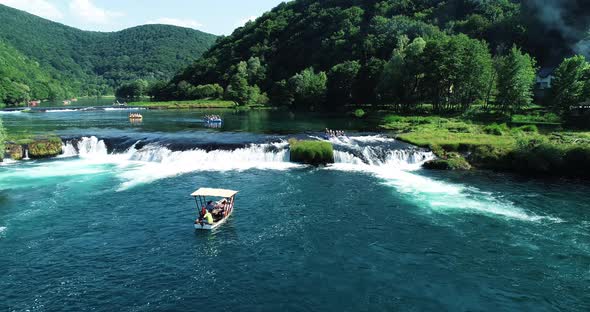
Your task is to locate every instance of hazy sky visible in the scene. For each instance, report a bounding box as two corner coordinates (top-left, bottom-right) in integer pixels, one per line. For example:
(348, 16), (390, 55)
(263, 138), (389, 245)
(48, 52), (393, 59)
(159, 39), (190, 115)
(0, 0), (286, 35)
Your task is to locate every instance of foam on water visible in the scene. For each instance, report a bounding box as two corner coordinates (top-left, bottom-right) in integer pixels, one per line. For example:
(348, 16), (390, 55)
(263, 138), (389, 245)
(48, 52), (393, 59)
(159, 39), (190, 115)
(5, 135), (560, 222)
(1, 159), (18, 166)
(329, 154), (561, 223)
(44, 109), (77, 113)
(103, 107), (147, 111)
(117, 141), (299, 190)
(58, 137), (299, 191)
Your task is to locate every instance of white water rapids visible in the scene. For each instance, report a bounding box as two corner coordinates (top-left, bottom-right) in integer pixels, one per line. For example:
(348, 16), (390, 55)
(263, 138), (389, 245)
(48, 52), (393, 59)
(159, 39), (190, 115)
(1, 136), (561, 222)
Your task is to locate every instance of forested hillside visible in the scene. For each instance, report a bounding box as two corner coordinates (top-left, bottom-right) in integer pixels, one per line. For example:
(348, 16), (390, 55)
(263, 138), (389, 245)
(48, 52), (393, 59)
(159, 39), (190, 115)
(0, 4), (216, 100)
(0, 40), (72, 105)
(156, 0), (590, 111)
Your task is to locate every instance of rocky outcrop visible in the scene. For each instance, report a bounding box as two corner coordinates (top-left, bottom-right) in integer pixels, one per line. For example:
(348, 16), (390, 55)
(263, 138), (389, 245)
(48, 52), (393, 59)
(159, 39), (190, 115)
(28, 139), (62, 158)
(6, 143), (24, 160)
(4, 137), (63, 160)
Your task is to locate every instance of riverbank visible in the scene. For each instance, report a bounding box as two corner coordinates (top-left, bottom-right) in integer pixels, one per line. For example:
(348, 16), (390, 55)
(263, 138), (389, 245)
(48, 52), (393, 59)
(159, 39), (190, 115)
(381, 115), (590, 177)
(128, 100), (238, 109)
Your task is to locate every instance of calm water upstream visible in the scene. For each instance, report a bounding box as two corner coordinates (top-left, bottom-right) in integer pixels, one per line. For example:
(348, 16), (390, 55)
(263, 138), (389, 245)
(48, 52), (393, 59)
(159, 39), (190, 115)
(1, 108), (589, 311)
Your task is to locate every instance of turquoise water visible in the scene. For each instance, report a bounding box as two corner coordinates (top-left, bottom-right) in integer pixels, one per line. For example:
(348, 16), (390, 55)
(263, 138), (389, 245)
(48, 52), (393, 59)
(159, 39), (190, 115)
(1, 109), (589, 311)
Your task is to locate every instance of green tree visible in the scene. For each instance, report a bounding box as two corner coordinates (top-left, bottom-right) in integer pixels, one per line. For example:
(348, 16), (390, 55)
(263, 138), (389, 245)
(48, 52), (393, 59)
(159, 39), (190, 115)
(225, 61), (264, 105)
(327, 61), (361, 106)
(246, 57), (266, 86)
(495, 46), (537, 114)
(226, 61), (253, 105)
(377, 36), (426, 108)
(115, 79), (148, 100)
(455, 37), (494, 109)
(549, 55), (590, 114)
(420, 34), (494, 112)
(147, 81), (169, 100)
(287, 67), (327, 109)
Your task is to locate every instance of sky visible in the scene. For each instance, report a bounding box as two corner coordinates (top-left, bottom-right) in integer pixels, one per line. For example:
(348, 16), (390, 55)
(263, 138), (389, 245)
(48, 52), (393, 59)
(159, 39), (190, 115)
(0, 0), (286, 35)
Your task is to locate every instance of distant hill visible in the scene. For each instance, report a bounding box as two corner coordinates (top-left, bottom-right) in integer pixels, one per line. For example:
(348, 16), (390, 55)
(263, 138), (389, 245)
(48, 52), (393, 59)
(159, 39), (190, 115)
(0, 40), (70, 105)
(165, 0), (590, 108)
(0, 4), (217, 98)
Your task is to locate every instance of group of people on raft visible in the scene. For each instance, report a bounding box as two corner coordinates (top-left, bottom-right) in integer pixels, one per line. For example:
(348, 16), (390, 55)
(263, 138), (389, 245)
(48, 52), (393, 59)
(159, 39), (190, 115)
(204, 115), (222, 123)
(129, 113), (143, 119)
(325, 128), (346, 137)
(196, 199), (229, 225)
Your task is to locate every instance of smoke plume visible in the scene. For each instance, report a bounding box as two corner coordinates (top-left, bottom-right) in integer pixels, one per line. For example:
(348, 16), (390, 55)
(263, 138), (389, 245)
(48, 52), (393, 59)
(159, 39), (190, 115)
(527, 0), (590, 58)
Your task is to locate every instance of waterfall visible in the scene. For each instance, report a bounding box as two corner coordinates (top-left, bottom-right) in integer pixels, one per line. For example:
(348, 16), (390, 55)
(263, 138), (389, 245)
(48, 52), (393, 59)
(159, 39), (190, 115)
(61, 142), (78, 157)
(23, 149), (30, 160)
(77, 137), (108, 158)
(59, 136), (433, 171)
(60, 136), (291, 166)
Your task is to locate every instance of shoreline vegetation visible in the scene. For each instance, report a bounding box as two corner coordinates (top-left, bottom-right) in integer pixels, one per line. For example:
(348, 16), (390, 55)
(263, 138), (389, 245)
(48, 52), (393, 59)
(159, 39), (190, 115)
(381, 114), (590, 177)
(128, 100), (238, 109)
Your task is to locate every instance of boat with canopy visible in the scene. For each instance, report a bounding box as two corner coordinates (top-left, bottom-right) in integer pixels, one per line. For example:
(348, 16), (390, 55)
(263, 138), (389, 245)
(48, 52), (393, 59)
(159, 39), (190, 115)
(191, 188), (238, 230)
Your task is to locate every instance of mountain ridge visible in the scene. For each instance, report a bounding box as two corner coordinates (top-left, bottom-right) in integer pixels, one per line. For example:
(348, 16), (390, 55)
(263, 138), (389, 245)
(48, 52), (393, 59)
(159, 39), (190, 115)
(0, 4), (217, 98)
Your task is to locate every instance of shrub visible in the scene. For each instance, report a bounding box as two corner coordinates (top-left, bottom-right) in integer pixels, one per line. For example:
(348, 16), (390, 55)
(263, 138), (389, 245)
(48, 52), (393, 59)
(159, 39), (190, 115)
(514, 124), (538, 133)
(28, 139), (63, 158)
(354, 109), (366, 118)
(563, 146), (590, 175)
(424, 153), (471, 170)
(289, 139), (334, 165)
(483, 123), (509, 136)
(512, 143), (565, 174)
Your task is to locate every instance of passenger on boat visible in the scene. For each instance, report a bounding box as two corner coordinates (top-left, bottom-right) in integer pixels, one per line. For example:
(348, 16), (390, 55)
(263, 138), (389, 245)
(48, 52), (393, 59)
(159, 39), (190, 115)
(203, 210), (214, 225)
(206, 200), (215, 212)
(196, 206), (207, 223)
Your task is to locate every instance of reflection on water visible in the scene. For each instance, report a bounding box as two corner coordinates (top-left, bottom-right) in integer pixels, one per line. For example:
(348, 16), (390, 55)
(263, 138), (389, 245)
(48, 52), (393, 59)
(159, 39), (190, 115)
(1, 108), (383, 136)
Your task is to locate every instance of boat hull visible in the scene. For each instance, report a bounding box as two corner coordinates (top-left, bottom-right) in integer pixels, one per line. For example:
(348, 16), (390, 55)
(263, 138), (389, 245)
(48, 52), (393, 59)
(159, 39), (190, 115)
(194, 209), (232, 231)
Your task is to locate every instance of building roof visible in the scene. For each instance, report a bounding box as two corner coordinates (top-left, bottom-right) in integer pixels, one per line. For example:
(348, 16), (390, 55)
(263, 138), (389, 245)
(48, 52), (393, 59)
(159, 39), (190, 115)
(538, 67), (555, 78)
(191, 188), (238, 198)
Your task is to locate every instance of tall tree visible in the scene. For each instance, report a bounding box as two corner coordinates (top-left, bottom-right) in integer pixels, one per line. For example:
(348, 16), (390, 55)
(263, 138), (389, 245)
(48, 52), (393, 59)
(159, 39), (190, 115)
(549, 55), (590, 115)
(226, 62), (252, 105)
(327, 61), (361, 107)
(495, 46), (537, 114)
(377, 36), (426, 109)
(287, 67), (327, 110)
(225, 61), (263, 105)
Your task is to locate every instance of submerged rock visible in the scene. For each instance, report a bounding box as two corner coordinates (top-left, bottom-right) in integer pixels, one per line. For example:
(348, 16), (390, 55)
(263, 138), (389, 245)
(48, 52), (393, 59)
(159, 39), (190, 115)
(423, 153), (472, 171)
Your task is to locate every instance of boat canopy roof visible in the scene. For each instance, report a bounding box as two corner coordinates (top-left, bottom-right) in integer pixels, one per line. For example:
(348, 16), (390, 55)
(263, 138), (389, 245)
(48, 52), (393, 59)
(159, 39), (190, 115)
(191, 188), (238, 198)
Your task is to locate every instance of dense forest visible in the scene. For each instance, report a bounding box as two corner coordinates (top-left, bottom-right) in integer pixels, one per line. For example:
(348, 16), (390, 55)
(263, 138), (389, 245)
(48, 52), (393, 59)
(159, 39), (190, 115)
(149, 0), (590, 113)
(0, 4), (216, 104)
(0, 40), (73, 105)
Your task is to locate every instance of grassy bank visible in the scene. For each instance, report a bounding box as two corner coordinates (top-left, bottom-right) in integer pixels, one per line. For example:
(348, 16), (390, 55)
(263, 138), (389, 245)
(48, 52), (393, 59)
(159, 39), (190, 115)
(381, 115), (590, 177)
(129, 100), (237, 109)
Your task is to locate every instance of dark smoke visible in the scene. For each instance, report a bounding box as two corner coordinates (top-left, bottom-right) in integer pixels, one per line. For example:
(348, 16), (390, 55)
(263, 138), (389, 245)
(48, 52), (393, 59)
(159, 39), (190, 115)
(526, 0), (590, 58)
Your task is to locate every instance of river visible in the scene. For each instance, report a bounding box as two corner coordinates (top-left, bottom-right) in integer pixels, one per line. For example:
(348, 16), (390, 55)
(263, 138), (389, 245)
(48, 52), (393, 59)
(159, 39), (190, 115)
(0, 108), (589, 311)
